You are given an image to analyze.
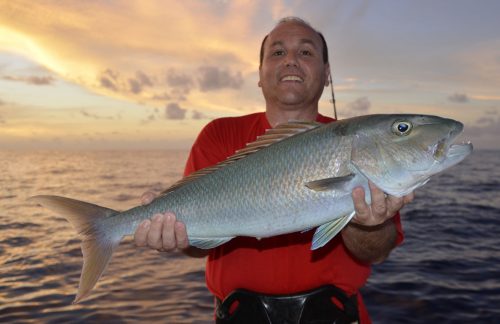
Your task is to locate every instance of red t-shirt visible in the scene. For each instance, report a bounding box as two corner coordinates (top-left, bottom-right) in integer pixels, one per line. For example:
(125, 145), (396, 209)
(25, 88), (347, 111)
(183, 112), (404, 324)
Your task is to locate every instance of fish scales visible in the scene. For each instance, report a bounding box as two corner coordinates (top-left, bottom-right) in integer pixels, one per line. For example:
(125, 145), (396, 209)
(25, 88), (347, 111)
(149, 123), (352, 238)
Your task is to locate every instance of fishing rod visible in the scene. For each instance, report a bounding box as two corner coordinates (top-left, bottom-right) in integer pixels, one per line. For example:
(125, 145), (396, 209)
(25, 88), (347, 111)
(329, 69), (338, 120)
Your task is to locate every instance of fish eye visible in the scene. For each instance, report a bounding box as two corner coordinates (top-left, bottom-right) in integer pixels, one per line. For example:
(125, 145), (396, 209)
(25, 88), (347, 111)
(392, 121), (413, 136)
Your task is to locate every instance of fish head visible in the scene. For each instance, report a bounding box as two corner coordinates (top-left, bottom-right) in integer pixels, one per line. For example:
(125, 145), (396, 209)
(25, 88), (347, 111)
(349, 114), (473, 197)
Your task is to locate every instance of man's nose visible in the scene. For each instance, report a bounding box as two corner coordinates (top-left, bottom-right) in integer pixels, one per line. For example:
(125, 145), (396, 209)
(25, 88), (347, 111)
(284, 53), (298, 67)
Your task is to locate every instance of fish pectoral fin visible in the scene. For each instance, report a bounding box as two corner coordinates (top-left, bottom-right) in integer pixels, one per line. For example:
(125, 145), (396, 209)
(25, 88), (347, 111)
(311, 211), (356, 250)
(305, 174), (355, 192)
(189, 237), (234, 249)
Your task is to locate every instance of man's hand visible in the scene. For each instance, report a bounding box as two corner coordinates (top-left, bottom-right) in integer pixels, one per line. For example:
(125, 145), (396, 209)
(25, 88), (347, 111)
(351, 181), (414, 227)
(341, 181), (414, 264)
(134, 191), (189, 252)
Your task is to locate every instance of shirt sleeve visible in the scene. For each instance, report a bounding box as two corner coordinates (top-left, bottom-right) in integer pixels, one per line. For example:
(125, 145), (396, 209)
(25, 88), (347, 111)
(393, 212), (404, 245)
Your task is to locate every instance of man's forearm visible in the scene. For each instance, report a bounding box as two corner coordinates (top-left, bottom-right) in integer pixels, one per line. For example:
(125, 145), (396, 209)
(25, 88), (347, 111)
(341, 218), (398, 264)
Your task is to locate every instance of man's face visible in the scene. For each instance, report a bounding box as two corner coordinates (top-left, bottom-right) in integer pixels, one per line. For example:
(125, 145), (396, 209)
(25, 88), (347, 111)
(259, 22), (329, 109)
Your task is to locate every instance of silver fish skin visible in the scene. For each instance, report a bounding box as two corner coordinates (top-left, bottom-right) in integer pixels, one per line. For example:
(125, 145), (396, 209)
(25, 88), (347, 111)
(29, 114), (472, 303)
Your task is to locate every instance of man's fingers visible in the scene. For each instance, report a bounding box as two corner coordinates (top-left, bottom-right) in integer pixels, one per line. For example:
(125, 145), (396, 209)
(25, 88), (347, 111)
(403, 192), (415, 204)
(368, 182), (387, 217)
(175, 221), (189, 249)
(134, 220), (151, 247)
(352, 187), (369, 220)
(135, 209), (189, 252)
(161, 213), (177, 251)
(147, 213), (165, 249)
(141, 191), (157, 205)
(387, 195), (404, 216)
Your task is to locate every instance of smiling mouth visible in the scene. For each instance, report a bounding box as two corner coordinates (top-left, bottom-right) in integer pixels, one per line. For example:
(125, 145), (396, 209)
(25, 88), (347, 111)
(280, 75), (303, 82)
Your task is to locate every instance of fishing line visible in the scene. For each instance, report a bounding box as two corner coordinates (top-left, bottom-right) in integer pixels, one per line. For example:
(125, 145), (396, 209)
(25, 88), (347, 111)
(329, 68), (338, 120)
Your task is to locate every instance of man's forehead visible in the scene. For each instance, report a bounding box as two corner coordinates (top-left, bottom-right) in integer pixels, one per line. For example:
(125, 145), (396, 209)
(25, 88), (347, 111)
(266, 22), (322, 47)
(268, 39), (318, 48)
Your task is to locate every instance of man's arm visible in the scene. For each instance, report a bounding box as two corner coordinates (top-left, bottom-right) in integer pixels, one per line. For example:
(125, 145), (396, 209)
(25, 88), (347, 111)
(341, 182), (414, 264)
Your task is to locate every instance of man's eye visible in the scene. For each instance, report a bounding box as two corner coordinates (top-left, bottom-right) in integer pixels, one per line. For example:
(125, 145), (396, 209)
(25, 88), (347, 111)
(273, 50), (285, 56)
(300, 50), (312, 56)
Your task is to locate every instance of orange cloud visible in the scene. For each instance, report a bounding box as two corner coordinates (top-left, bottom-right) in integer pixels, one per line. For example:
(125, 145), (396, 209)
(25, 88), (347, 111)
(0, 1), (271, 112)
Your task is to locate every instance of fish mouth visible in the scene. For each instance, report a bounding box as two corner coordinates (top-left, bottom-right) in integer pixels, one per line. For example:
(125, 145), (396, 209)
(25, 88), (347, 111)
(447, 141), (473, 159)
(433, 139), (472, 161)
(430, 122), (472, 162)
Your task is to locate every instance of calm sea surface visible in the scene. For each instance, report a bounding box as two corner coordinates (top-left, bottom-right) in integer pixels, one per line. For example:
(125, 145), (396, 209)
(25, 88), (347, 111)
(0, 149), (499, 323)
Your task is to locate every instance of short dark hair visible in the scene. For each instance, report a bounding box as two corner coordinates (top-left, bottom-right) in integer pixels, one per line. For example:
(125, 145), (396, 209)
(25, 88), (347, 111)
(259, 17), (329, 67)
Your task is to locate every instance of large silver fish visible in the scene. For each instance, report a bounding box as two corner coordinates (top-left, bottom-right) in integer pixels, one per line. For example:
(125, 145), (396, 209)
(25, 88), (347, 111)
(30, 114), (472, 303)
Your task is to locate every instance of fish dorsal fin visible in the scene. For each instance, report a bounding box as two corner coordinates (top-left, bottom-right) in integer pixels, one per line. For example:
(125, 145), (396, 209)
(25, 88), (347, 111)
(160, 121), (322, 196)
(232, 121), (322, 157)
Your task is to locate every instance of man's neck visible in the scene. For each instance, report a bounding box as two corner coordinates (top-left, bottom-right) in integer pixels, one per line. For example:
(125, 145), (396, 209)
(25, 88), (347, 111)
(265, 105), (319, 128)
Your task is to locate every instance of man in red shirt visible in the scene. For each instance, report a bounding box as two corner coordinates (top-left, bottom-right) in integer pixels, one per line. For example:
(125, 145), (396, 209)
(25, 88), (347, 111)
(135, 17), (414, 323)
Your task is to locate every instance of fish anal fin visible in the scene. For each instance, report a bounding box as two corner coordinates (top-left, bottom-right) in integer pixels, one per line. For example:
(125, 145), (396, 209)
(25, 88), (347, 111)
(311, 211), (356, 250)
(189, 237), (234, 249)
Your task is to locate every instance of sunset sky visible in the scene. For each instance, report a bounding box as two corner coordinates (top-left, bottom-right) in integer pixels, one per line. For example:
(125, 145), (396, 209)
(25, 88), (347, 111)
(1, 0), (499, 150)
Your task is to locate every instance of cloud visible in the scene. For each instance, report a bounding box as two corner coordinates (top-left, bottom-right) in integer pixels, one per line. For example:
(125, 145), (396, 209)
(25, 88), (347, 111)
(128, 70), (154, 94)
(485, 108), (498, 116)
(136, 71), (153, 87)
(166, 68), (193, 90)
(81, 109), (115, 120)
(448, 93), (469, 103)
(344, 96), (371, 117)
(128, 79), (142, 94)
(165, 102), (186, 120)
(140, 113), (156, 124)
(151, 90), (187, 102)
(163, 68), (194, 100)
(476, 116), (494, 125)
(1, 75), (55, 85)
(464, 116), (500, 139)
(139, 107), (161, 124)
(151, 92), (171, 101)
(0, 1), (260, 110)
(197, 66), (244, 92)
(99, 69), (119, 92)
(192, 110), (209, 120)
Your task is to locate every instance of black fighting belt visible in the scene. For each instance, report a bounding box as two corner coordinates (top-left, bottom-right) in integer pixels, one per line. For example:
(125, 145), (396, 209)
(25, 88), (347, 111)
(215, 285), (359, 324)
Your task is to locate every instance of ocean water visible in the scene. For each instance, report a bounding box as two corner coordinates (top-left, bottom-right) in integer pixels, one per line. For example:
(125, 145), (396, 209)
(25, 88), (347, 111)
(0, 149), (499, 323)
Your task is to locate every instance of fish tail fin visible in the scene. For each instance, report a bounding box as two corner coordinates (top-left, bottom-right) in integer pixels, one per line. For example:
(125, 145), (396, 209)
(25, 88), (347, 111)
(29, 195), (120, 303)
